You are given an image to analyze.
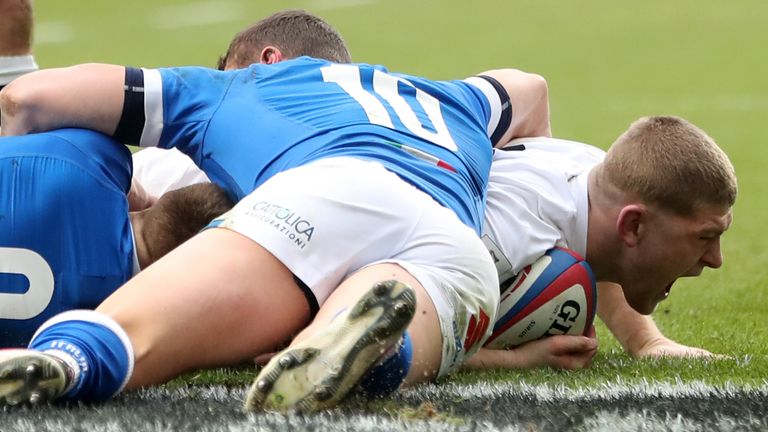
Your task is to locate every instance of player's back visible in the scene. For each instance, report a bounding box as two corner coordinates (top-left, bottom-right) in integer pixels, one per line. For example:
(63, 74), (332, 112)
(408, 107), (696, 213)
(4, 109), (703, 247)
(483, 138), (604, 285)
(0, 129), (135, 347)
(149, 57), (501, 233)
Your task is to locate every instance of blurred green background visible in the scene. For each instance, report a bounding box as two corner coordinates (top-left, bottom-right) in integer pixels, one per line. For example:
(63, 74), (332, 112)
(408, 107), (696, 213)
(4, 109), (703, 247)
(31, 0), (768, 381)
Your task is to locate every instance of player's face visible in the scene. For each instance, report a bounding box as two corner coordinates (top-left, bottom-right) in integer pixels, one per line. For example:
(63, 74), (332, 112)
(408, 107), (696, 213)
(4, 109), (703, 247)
(621, 204), (733, 314)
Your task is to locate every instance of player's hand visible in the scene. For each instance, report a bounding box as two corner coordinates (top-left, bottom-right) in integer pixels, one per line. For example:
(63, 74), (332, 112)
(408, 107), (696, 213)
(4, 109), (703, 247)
(522, 333), (598, 370)
(463, 332), (598, 371)
(633, 336), (728, 359)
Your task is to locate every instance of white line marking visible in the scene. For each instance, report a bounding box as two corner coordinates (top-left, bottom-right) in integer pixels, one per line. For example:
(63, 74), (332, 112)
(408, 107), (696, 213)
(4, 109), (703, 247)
(34, 21), (74, 45)
(132, 379), (768, 403)
(403, 378), (768, 401)
(150, 0), (246, 30)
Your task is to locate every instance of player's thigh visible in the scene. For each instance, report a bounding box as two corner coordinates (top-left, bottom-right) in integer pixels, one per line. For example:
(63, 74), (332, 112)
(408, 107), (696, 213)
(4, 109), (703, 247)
(97, 228), (312, 385)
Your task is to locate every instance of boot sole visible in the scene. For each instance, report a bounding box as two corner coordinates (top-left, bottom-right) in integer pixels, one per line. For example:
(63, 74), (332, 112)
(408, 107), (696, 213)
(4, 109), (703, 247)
(244, 280), (416, 413)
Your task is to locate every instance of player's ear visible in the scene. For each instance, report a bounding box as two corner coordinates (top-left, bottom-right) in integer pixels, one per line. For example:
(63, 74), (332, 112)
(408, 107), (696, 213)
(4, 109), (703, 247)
(260, 46), (284, 65)
(615, 204), (646, 247)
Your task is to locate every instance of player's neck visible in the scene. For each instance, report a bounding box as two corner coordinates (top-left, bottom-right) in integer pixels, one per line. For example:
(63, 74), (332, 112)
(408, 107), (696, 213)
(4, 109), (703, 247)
(128, 211), (152, 270)
(585, 169), (622, 283)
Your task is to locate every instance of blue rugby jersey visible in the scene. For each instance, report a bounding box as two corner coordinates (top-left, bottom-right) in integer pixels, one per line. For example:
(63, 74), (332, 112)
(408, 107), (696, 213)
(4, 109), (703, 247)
(0, 128), (134, 347)
(130, 57), (506, 234)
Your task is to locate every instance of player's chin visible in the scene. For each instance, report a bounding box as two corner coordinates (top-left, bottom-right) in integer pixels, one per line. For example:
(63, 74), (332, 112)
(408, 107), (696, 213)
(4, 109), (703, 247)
(663, 281), (674, 298)
(681, 267), (704, 278)
(640, 282), (675, 313)
(636, 302), (656, 315)
(629, 294), (659, 315)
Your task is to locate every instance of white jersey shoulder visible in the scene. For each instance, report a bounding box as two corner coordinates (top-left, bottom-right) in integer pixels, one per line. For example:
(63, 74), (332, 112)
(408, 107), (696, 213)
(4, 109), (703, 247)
(482, 137), (604, 285)
(132, 148), (210, 197)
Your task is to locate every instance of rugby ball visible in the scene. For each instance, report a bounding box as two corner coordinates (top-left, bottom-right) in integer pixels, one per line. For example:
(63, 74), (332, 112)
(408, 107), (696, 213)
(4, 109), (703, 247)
(484, 247), (597, 349)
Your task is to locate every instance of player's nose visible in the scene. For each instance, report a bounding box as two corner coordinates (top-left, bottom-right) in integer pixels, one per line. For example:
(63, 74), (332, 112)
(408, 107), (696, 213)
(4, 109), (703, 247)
(701, 238), (723, 269)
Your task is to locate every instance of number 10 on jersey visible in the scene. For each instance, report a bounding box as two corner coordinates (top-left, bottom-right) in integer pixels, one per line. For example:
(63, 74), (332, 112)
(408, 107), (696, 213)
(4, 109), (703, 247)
(321, 64), (458, 152)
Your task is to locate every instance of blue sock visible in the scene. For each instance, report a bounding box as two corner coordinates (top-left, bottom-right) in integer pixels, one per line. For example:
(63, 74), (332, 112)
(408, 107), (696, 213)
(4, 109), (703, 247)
(29, 310), (134, 402)
(355, 331), (412, 399)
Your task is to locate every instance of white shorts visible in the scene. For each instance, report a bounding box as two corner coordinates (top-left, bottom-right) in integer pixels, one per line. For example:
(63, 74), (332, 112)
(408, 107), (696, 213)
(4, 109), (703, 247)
(211, 157), (499, 376)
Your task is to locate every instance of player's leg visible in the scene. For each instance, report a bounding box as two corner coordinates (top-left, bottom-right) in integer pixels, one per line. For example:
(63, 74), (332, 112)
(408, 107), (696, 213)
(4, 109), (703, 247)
(245, 263), (429, 412)
(0, 227), (313, 404)
(244, 161), (500, 412)
(99, 227), (313, 388)
(364, 203), (501, 388)
(245, 238), (500, 414)
(299, 262), (444, 382)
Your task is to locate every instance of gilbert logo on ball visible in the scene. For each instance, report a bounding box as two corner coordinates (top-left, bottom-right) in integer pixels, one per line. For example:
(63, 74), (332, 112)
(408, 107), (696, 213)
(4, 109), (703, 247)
(484, 247), (597, 349)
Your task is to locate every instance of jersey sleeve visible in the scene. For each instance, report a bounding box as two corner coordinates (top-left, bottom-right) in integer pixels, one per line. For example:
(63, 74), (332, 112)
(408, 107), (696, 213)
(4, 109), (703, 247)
(116, 66), (237, 158)
(461, 76), (511, 145)
(389, 73), (510, 152)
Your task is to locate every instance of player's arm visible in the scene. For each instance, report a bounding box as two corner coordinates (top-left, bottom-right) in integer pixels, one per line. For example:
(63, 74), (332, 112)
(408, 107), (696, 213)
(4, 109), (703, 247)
(597, 281), (721, 358)
(0, 63), (125, 136)
(463, 333), (597, 371)
(476, 68), (551, 145)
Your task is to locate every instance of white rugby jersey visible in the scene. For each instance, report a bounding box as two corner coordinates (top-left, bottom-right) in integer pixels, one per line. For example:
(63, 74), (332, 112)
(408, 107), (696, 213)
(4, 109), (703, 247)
(132, 147), (211, 194)
(481, 137), (605, 286)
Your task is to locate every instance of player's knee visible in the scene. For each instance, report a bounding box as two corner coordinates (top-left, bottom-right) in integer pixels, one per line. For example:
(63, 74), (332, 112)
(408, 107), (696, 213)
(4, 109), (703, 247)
(0, 81), (35, 134)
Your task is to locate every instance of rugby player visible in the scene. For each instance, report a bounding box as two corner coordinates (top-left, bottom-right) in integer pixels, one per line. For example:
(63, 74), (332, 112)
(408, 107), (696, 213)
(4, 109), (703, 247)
(0, 50), (550, 411)
(466, 125), (735, 369)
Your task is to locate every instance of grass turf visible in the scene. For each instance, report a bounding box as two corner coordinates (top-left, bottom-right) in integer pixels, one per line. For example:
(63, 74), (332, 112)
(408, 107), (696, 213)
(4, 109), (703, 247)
(11, 0), (768, 428)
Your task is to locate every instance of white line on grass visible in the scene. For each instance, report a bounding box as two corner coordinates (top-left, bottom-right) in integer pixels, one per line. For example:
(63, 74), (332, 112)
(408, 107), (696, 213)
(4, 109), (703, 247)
(132, 379), (768, 404)
(34, 22), (75, 45)
(150, 1), (246, 30)
(4, 382), (766, 432)
(403, 378), (768, 402)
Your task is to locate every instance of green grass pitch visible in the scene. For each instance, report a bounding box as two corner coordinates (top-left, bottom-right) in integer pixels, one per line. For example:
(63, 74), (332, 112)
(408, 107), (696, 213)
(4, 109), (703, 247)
(9, 0), (768, 429)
